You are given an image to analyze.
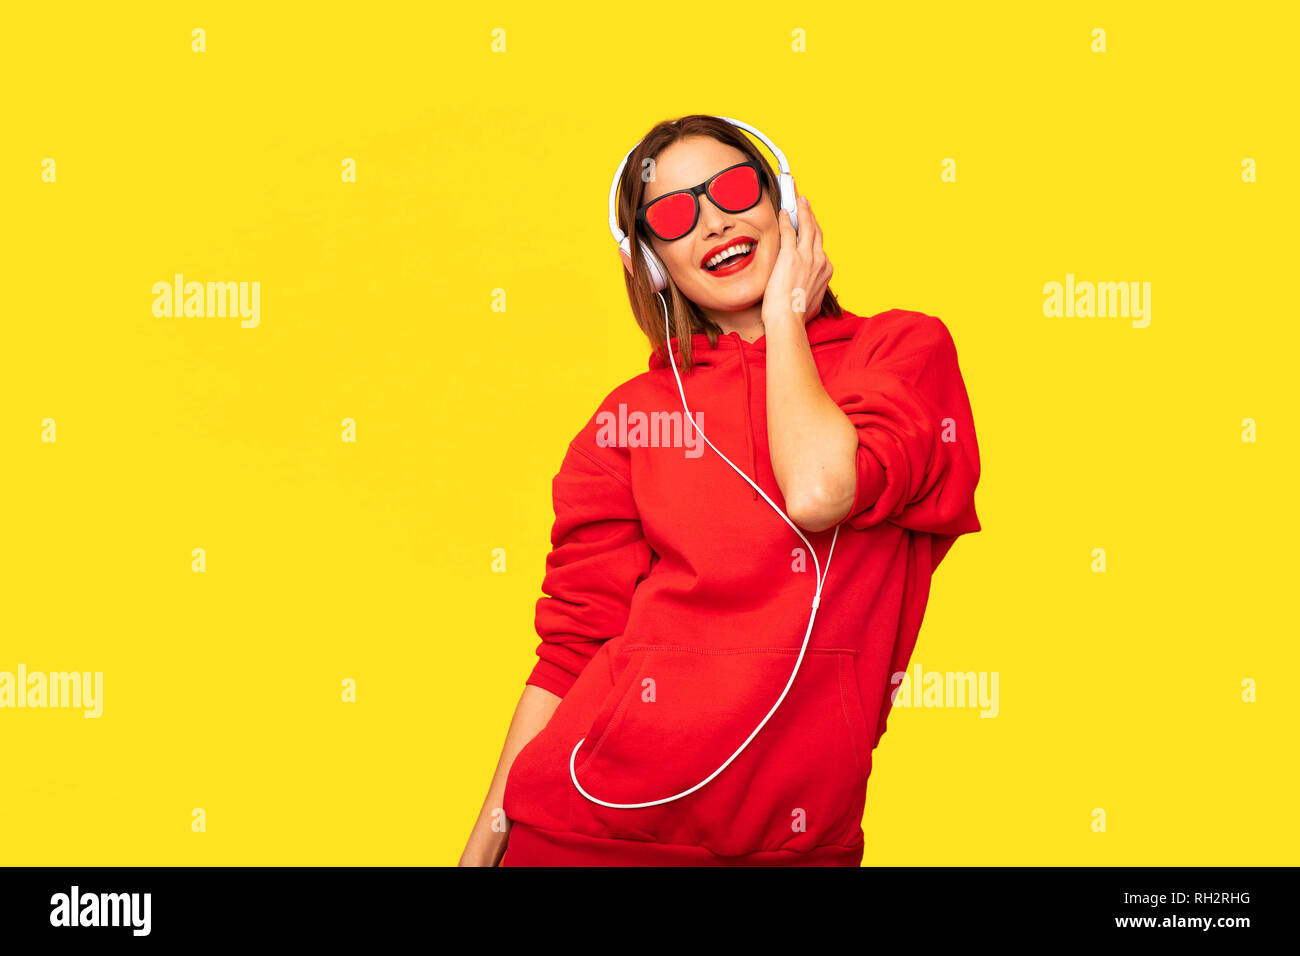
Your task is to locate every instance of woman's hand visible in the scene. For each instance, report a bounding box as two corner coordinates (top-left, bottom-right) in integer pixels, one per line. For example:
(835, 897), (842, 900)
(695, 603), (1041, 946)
(458, 683), (561, 867)
(762, 180), (833, 326)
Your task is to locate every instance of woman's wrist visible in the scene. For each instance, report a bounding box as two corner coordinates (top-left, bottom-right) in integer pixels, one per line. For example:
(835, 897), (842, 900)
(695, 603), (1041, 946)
(762, 307), (812, 353)
(761, 301), (798, 329)
(460, 821), (510, 866)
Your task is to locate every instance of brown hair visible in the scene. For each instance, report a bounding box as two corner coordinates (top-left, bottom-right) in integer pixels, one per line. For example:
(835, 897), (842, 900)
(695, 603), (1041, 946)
(615, 114), (841, 373)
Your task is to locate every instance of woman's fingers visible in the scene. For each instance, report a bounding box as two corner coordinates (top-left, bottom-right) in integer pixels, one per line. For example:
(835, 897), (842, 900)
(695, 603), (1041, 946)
(791, 177), (822, 267)
(804, 195), (822, 261)
(792, 178), (811, 254)
(800, 193), (830, 287)
(777, 204), (796, 259)
(797, 190), (829, 317)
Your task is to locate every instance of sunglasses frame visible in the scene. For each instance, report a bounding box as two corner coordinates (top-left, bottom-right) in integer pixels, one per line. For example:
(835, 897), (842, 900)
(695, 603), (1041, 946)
(635, 160), (767, 242)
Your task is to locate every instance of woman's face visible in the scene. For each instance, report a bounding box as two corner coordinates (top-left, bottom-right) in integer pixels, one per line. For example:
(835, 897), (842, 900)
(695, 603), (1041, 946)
(641, 136), (780, 314)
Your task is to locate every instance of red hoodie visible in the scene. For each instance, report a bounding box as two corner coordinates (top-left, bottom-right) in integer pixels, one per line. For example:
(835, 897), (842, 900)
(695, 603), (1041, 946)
(500, 306), (981, 866)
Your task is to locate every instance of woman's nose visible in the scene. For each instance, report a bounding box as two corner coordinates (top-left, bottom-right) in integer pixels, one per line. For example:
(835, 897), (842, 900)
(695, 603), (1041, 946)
(698, 206), (732, 239)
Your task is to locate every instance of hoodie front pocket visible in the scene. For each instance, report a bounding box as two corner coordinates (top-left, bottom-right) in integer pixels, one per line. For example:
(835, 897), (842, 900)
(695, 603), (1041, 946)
(569, 644), (869, 857)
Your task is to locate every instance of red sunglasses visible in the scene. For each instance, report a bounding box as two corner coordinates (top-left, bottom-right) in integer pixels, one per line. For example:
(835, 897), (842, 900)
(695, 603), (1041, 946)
(635, 161), (765, 242)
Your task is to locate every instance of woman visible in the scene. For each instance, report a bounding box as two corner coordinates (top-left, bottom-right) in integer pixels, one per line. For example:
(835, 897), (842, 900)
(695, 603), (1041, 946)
(460, 114), (982, 866)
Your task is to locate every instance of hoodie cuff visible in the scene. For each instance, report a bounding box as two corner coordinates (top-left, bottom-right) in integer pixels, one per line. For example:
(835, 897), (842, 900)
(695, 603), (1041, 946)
(849, 444), (889, 522)
(525, 658), (577, 700)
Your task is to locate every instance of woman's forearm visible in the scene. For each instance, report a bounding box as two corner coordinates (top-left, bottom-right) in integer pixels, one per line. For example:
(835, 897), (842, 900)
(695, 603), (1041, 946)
(459, 682), (561, 866)
(764, 309), (859, 532)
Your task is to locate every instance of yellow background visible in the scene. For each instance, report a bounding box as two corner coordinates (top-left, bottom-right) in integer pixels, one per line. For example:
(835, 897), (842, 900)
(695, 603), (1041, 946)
(1, 1), (1295, 865)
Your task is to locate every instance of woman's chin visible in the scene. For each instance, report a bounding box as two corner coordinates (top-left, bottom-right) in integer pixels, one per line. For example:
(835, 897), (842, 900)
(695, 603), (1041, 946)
(692, 280), (765, 311)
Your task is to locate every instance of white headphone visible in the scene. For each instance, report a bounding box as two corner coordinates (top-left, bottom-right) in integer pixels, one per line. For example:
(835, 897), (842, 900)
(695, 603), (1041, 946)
(567, 117), (841, 810)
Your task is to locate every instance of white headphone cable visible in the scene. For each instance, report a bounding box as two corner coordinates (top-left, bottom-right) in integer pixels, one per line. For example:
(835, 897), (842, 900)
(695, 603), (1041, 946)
(569, 290), (841, 809)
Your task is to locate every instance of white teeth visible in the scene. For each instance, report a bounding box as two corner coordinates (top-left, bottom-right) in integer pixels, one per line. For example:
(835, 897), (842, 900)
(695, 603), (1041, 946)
(706, 242), (753, 269)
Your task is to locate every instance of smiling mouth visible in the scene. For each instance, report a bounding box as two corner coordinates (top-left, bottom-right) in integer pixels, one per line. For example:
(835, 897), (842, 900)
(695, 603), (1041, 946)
(703, 240), (757, 273)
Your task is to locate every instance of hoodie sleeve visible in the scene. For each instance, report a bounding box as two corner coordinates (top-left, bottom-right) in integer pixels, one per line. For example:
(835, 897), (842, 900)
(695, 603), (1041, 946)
(823, 310), (981, 550)
(526, 429), (654, 700)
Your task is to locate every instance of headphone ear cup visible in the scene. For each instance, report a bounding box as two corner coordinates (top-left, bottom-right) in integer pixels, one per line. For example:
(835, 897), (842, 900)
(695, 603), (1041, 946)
(639, 240), (669, 293)
(617, 235), (636, 276)
(777, 173), (799, 234)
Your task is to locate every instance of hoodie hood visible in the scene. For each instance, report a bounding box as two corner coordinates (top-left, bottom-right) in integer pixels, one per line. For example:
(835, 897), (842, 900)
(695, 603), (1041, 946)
(649, 306), (871, 499)
(648, 306), (869, 372)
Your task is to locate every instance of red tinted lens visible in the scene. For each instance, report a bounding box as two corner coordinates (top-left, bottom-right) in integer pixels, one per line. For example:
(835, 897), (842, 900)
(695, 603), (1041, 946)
(708, 165), (761, 211)
(644, 192), (697, 240)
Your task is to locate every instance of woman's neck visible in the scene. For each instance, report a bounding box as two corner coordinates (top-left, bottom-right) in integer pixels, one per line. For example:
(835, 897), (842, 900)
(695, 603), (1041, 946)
(706, 303), (765, 343)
